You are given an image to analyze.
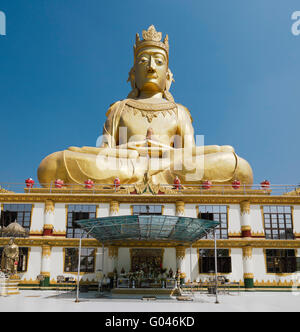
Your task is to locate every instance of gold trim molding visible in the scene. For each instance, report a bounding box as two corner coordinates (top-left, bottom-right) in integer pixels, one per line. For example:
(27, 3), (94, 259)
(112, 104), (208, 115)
(175, 201), (185, 216)
(44, 200), (55, 214)
(252, 231), (265, 237)
(43, 224), (54, 230)
(176, 246), (186, 259)
(2, 192), (300, 205)
(40, 272), (50, 277)
(228, 232), (242, 237)
(240, 200), (250, 215)
(0, 237), (299, 249)
(110, 200), (119, 215)
(42, 245), (51, 258)
(108, 246), (119, 258)
(242, 246), (252, 258)
(254, 280), (298, 287)
(241, 225), (251, 231)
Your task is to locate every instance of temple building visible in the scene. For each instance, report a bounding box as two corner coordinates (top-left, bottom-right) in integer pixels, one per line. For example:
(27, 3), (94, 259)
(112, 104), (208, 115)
(0, 25), (299, 293)
(0, 183), (299, 292)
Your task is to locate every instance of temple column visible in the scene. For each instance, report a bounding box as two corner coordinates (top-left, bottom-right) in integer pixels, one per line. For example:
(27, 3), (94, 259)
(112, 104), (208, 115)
(43, 200), (55, 236)
(175, 201), (185, 216)
(243, 246), (254, 290)
(40, 245), (51, 287)
(176, 246), (186, 283)
(110, 200), (120, 216)
(108, 202), (119, 287)
(240, 200), (252, 238)
(175, 202), (186, 283)
(108, 246), (119, 272)
(108, 246), (118, 288)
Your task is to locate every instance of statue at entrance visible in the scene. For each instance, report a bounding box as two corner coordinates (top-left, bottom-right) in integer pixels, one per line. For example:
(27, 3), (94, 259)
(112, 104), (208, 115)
(38, 25), (253, 187)
(1, 238), (19, 275)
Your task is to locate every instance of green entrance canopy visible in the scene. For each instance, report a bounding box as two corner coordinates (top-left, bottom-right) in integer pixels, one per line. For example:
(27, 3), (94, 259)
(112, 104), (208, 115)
(76, 215), (219, 244)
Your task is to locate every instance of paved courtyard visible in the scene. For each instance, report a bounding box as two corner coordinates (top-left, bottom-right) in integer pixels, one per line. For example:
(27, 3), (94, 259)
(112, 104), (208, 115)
(0, 290), (299, 312)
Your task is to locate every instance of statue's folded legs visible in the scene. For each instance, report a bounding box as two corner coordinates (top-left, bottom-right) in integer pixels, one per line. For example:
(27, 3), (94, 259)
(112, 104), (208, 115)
(38, 148), (253, 187)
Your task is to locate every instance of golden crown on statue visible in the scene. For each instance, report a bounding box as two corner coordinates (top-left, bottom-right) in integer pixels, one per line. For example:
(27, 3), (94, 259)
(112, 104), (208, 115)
(134, 25), (169, 59)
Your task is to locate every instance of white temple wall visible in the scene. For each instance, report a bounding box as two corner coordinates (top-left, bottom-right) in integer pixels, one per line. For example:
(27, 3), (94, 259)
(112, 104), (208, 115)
(23, 246), (42, 282)
(230, 248), (244, 282)
(250, 205), (264, 234)
(53, 203), (66, 233)
(293, 205), (300, 233)
(185, 204), (197, 218)
(50, 247), (64, 281)
(119, 204), (131, 216)
(30, 203), (44, 233)
(228, 205), (241, 234)
(103, 247), (110, 275)
(118, 248), (131, 273)
(95, 247), (104, 273)
(252, 248), (266, 282)
(163, 204), (175, 216)
(163, 248), (176, 272)
(184, 247), (198, 282)
(98, 203), (110, 217)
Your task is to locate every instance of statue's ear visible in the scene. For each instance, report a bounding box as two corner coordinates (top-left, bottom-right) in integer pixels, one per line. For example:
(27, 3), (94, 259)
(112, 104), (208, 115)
(165, 68), (174, 92)
(127, 67), (136, 89)
(127, 66), (139, 98)
(163, 68), (175, 102)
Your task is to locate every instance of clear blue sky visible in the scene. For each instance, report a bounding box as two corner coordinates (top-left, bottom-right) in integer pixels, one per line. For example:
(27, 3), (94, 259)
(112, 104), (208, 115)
(0, 0), (300, 185)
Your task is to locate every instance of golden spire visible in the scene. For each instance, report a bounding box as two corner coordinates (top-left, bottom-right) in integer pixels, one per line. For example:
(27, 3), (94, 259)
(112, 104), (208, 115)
(134, 25), (169, 59)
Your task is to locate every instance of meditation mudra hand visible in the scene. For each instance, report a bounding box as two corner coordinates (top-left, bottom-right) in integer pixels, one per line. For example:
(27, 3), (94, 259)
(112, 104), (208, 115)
(38, 25), (253, 187)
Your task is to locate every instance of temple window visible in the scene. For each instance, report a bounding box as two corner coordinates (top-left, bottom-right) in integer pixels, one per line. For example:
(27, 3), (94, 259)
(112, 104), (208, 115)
(263, 206), (294, 239)
(0, 204), (32, 233)
(132, 205), (163, 215)
(0, 247), (29, 272)
(199, 249), (232, 274)
(198, 205), (228, 239)
(66, 205), (97, 238)
(265, 249), (297, 273)
(64, 248), (96, 273)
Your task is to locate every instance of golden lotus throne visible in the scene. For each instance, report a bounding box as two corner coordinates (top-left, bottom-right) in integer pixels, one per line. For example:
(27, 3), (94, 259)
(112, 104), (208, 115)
(38, 25), (253, 187)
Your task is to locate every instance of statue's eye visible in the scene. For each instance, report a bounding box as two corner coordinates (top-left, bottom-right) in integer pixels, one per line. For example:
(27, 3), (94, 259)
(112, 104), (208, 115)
(156, 59), (163, 65)
(139, 57), (148, 64)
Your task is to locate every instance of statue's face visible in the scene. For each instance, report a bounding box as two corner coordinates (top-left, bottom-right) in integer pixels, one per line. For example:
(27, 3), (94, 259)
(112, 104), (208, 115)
(134, 46), (168, 93)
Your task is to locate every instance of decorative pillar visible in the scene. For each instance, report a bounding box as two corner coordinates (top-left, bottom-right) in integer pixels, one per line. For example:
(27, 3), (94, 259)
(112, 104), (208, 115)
(176, 246), (186, 283)
(242, 246), (254, 290)
(175, 201), (185, 216)
(43, 200), (55, 236)
(240, 200), (252, 237)
(108, 246), (119, 273)
(110, 201), (120, 216)
(40, 245), (51, 287)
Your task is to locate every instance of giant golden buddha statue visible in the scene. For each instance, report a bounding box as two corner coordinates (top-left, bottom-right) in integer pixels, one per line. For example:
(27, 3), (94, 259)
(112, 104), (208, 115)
(38, 25), (253, 187)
